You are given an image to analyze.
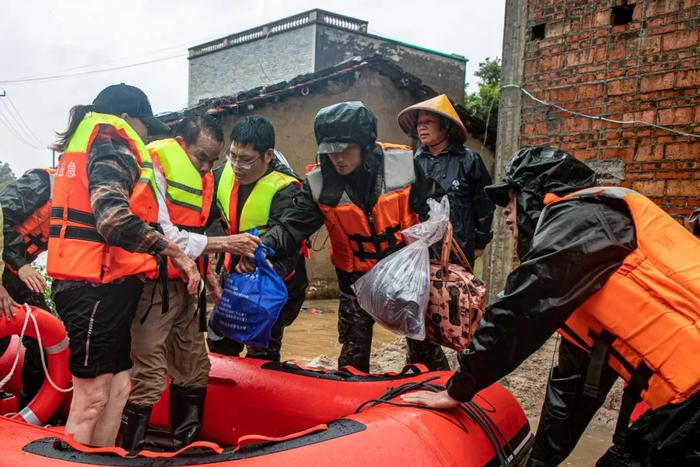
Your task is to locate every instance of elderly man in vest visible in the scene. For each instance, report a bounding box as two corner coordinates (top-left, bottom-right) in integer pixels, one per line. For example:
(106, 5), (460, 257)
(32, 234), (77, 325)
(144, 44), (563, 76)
(257, 102), (449, 373)
(49, 84), (200, 447)
(118, 115), (260, 452)
(206, 115), (308, 362)
(402, 147), (700, 466)
(0, 168), (54, 405)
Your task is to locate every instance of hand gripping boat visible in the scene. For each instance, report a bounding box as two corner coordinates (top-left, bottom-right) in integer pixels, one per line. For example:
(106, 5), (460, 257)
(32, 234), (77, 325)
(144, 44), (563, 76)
(1, 306), (534, 466)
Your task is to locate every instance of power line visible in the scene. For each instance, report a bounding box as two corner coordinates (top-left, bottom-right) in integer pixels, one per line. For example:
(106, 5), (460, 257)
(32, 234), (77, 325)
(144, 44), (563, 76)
(10, 45), (190, 81)
(0, 105), (44, 150)
(0, 25), (246, 85)
(1, 95), (44, 146)
(502, 84), (700, 140)
(0, 53), (185, 85)
(0, 24), (254, 86)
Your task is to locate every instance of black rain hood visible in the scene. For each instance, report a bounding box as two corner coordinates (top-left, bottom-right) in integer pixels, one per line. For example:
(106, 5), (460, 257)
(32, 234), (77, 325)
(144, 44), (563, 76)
(314, 101), (377, 152)
(485, 146), (597, 258)
(314, 102), (382, 210)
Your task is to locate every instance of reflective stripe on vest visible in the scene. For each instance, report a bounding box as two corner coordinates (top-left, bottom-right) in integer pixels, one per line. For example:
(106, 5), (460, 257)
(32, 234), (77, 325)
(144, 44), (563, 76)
(216, 162), (298, 234)
(307, 142), (419, 274)
(15, 168), (55, 258)
(148, 138), (213, 229)
(543, 187), (700, 409)
(47, 112), (159, 283)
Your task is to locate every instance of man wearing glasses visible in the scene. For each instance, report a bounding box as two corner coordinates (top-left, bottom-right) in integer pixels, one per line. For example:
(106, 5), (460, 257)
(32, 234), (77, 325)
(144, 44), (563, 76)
(206, 115), (308, 363)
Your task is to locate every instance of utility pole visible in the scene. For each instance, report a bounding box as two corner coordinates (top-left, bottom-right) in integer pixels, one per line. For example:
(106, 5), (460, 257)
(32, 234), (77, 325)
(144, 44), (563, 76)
(485, 0), (528, 300)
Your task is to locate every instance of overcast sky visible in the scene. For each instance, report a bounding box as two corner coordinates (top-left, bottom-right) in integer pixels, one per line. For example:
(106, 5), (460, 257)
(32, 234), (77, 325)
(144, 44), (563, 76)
(0, 0), (505, 175)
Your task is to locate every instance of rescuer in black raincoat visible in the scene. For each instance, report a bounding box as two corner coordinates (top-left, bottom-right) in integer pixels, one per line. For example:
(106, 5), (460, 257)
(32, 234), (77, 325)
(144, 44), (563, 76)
(403, 146), (700, 466)
(0, 169), (53, 405)
(258, 101), (449, 373)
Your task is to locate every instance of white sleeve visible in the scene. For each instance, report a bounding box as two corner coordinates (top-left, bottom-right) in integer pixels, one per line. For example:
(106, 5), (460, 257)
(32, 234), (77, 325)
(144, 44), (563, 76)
(155, 167), (209, 259)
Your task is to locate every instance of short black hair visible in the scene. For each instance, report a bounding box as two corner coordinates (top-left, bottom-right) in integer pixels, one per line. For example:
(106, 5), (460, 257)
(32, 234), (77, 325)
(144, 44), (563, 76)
(230, 115), (275, 155)
(172, 114), (224, 146)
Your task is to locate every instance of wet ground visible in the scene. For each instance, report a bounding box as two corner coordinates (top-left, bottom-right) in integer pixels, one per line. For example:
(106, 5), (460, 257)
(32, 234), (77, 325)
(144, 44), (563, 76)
(280, 299), (616, 467)
(280, 299), (395, 363)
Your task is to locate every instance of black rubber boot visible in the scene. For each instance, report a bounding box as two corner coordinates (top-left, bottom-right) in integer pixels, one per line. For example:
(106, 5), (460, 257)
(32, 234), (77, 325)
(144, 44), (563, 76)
(169, 384), (207, 450)
(118, 402), (153, 454)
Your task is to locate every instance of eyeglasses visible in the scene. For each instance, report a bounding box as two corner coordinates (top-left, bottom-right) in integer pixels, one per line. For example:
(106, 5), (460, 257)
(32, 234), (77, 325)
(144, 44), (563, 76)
(227, 152), (261, 170)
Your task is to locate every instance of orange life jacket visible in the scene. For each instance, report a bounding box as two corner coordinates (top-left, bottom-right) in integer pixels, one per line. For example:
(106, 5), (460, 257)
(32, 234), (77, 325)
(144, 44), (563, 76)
(147, 138), (214, 280)
(47, 113), (160, 283)
(307, 142), (420, 274)
(15, 168), (55, 260)
(543, 187), (700, 409)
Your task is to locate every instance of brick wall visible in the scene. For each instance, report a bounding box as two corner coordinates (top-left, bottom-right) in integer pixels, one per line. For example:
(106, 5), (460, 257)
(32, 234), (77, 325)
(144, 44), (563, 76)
(520, 0), (700, 219)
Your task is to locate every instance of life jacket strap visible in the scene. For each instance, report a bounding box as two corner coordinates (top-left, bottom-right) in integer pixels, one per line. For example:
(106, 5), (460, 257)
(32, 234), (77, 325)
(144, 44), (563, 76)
(583, 329), (616, 398)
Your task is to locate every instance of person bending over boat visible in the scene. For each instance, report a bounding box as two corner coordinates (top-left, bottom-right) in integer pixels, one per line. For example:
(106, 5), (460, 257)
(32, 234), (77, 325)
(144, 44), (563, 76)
(402, 146), (700, 466)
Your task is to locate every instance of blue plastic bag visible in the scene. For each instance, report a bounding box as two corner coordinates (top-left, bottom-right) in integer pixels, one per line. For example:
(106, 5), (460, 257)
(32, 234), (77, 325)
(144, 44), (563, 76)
(210, 244), (288, 348)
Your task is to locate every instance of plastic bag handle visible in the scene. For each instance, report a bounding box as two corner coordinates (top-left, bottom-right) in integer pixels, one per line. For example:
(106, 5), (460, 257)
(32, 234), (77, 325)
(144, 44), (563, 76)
(441, 222), (474, 274)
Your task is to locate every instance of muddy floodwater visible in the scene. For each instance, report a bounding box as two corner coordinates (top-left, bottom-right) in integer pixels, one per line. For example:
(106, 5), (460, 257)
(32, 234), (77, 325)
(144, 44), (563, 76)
(275, 299), (615, 466)
(280, 299), (395, 363)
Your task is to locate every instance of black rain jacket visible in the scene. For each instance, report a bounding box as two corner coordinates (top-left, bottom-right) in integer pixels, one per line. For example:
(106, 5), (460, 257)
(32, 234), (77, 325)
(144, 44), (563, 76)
(0, 169), (52, 272)
(446, 147), (638, 401)
(415, 144), (494, 263)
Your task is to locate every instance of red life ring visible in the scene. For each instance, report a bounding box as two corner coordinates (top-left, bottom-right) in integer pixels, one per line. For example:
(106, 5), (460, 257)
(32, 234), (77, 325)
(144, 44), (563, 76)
(0, 305), (70, 425)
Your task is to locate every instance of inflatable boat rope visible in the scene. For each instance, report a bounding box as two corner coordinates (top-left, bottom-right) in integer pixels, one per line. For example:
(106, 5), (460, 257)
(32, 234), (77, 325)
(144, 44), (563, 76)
(355, 376), (518, 466)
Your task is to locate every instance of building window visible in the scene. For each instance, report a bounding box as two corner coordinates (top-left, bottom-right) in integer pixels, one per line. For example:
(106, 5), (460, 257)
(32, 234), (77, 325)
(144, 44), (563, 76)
(612, 3), (635, 26)
(530, 23), (546, 41)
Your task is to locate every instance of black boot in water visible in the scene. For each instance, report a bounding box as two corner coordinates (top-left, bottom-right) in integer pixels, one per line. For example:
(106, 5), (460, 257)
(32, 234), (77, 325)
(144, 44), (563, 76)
(169, 384), (206, 450)
(118, 402), (152, 454)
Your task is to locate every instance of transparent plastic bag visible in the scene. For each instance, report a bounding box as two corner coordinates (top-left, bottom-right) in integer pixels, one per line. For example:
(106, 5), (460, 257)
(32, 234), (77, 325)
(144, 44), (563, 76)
(351, 197), (450, 339)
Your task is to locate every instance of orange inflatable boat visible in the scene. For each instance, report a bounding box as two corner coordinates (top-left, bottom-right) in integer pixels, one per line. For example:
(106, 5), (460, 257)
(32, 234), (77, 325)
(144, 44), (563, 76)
(1, 306), (534, 466)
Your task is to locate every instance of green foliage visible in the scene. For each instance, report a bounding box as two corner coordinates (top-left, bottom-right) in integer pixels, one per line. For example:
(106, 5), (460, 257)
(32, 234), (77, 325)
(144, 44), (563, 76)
(474, 57), (501, 86)
(464, 58), (501, 138)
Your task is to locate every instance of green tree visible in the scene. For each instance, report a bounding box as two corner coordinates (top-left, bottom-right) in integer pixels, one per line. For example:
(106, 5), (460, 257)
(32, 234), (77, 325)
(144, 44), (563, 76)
(464, 57), (501, 139)
(0, 161), (16, 191)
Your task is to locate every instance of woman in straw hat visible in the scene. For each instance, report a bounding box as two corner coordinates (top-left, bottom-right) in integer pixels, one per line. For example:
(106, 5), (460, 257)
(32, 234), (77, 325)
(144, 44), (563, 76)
(398, 94), (495, 265)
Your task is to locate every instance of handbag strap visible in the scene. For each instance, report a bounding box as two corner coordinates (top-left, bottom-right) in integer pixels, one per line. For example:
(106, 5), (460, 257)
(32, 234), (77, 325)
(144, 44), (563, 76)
(440, 222), (474, 274)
